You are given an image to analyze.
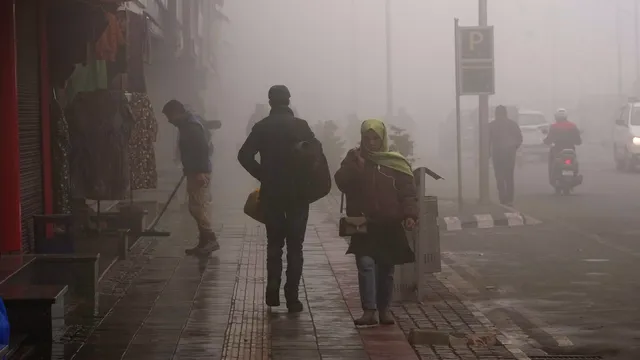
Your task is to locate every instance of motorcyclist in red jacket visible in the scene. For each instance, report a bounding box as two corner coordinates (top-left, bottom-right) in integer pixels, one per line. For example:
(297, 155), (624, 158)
(544, 108), (582, 184)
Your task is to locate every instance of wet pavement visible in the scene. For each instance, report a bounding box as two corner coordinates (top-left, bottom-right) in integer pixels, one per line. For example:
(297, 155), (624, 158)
(437, 154), (640, 359)
(52, 166), (523, 360)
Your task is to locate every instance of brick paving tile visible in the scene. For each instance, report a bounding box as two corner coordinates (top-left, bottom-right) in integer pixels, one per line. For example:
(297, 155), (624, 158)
(317, 196), (523, 360)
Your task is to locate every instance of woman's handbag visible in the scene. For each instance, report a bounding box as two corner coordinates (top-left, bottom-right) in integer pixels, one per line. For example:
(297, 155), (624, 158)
(338, 192), (368, 237)
(244, 188), (265, 224)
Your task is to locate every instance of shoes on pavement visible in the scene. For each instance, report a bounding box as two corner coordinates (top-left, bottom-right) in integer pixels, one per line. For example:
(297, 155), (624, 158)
(354, 309), (378, 326)
(264, 277), (280, 307)
(185, 231), (220, 256)
(284, 284), (303, 313)
(286, 299), (304, 313)
(378, 309), (395, 325)
(265, 278), (281, 307)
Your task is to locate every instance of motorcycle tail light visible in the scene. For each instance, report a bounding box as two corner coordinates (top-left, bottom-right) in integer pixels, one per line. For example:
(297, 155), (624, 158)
(564, 159), (572, 165)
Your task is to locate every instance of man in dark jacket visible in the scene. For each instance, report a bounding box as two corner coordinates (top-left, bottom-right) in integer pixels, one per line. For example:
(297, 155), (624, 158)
(162, 100), (219, 256)
(238, 85), (315, 313)
(489, 105), (523, 206)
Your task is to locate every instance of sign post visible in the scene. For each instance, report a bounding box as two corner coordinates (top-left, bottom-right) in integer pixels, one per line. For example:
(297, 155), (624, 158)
(455, 17), (495, 206)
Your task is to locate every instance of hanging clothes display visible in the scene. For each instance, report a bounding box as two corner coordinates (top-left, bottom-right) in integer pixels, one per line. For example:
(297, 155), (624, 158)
(95, 12), (125, 62)
(65, 60), (109, 103)
(107, 10), (128, 82)
(128, 93), (158, 190)
(126, 12), (149, 93)
(51, 92), (72, 214)
(66, 90), (133, 200)
(47, 1), (109, 87)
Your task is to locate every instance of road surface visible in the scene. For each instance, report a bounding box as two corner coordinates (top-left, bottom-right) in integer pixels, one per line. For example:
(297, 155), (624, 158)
(433, 144), (640, 359)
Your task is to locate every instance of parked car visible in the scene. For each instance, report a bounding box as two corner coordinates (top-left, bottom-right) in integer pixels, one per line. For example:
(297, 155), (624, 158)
(517, 110), (550, 162)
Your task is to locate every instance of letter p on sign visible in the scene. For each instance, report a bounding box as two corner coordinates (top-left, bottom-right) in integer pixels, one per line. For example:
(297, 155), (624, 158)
(469, 31), (483, 52)
(459, 26), (493, 61)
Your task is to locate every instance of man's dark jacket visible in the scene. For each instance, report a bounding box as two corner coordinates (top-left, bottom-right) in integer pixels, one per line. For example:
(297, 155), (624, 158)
(177, 112), (211, 175)
(238, 106), (317, 205)
(489, 117), (523, 155)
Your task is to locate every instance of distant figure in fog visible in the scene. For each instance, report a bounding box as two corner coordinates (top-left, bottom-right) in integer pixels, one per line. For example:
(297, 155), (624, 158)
(162, 100), (219, 256)
(238, 85), (316, 313)
(246, 103), (269, 137)
(489, 105), (523, 206)
(335, 119), (417, 326)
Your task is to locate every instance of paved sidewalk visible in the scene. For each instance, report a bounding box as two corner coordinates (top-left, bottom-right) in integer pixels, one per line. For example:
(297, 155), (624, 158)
(56, 171), (526, 360)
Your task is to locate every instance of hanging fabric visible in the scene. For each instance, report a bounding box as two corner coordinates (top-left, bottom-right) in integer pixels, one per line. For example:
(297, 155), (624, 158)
(126, 12), (149, 93)
(95, 12), (125, 62)
(66, 90), (133, 200)
(48, 1), (109, 87)
(51, 90), (72, 214)
(65, 59), (109, 104)
(107, 10), (128, 83)
(128, 93), (158, 190)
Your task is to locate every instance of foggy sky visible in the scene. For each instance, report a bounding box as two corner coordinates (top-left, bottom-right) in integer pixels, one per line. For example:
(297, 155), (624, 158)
(214, 0), (640, 139)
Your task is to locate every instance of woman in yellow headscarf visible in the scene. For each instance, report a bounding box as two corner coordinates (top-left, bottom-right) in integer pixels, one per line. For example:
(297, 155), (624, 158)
(334, 119), (418, 326)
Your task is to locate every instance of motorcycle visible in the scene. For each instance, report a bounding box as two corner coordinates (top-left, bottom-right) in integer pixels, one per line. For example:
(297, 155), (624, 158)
(551, 149), (583, 195)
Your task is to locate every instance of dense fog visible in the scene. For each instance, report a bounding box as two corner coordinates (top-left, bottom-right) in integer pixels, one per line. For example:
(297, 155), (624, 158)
(205, 1), (639, 158)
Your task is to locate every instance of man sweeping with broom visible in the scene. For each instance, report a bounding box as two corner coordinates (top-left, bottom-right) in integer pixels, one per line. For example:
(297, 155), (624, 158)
(163, 100), (219, 256)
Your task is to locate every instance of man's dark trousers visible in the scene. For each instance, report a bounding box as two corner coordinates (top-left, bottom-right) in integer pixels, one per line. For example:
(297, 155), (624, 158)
(492, 150), (517, 204)
(263, 200), (309, 302)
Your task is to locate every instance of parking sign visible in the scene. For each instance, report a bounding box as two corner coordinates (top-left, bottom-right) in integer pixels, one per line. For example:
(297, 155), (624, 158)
(457, 26), (494, 95)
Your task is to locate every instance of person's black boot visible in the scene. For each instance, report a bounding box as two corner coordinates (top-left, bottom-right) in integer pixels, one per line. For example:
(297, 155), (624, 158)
(265, 277), (281, 307)
(284, 284), (303, 313)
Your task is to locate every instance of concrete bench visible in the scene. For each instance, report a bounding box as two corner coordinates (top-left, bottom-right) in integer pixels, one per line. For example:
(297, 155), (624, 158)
(0, 284), (67, 359)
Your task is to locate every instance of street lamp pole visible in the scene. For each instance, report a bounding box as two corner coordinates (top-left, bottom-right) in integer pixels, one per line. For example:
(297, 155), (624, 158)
(351, 0), (358, 114)
(478, 0), (490, 205)
(617, 0), (623, 95)
(385, 0), (394, 120)
(635, 0), (640, 86)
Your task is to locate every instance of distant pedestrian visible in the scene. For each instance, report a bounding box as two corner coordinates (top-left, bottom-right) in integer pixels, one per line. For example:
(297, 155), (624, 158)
(334, 119), (417, 326)
(238, 85), (318, 313)
(162, 100), (219, 256)
(246, 103), (269, 137)
(489, 105), (523, 206)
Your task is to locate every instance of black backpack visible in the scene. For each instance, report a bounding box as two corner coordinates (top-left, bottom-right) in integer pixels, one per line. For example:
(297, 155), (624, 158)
(293, 138), (332, 204)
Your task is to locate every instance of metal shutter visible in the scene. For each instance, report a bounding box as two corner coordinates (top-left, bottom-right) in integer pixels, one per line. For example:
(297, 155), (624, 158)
(16, 0), (43, 253)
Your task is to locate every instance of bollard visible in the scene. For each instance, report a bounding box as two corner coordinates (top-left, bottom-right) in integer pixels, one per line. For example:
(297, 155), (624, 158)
(393, 167), (442, 302)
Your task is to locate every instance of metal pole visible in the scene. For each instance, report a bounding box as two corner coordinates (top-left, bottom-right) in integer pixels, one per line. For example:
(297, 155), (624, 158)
(454, 18), (463, 210)
(385, 0), (394, 120)
(636, 0), (640, 83)
(478, 0), (490, 204)
(351, 0), (358, 113)
(618, 0), (624, 95)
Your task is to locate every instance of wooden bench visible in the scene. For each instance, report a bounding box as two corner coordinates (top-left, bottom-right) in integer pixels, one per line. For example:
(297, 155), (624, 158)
(0, 284), (67, 359)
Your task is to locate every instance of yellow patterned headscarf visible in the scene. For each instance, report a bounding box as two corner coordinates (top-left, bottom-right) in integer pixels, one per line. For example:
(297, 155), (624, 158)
(360, 119), (413, 177)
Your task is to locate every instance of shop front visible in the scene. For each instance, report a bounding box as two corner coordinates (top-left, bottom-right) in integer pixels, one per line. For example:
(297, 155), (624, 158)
(0, 0), (53, 253)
